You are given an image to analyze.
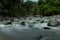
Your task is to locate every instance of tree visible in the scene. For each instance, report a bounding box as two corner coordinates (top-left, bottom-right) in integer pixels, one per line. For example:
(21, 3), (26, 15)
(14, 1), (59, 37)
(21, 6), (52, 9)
(0, 0), (24, 17)
(38, 0), (60, 16)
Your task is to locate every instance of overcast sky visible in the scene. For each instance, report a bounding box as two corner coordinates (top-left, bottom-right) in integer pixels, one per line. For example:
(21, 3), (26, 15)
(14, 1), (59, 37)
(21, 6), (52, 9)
(24, 0), (38, 2)
(31, 0), (38, 2)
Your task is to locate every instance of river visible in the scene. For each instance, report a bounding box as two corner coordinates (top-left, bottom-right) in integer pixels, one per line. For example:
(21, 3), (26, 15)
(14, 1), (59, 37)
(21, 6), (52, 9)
(0, 17), (59, 40)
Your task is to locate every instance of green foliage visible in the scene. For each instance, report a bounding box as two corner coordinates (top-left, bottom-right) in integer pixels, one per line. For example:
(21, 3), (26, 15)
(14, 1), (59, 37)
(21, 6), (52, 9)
(38, 0), (60, 16)
(0, 0), (60, 16)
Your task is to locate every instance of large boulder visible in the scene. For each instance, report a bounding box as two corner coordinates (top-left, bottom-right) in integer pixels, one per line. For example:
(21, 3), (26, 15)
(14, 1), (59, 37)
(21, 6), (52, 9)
(47, 18), (60, 27)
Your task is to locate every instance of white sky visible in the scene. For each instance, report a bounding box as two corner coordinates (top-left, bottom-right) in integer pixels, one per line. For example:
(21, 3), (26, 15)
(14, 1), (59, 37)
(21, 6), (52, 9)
(24, 0), (38, 2)
(31, 0), (38, 2)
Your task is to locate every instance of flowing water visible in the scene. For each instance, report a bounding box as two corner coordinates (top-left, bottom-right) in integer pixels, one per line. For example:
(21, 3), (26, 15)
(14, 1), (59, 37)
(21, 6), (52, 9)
(0, 17), (60, 40)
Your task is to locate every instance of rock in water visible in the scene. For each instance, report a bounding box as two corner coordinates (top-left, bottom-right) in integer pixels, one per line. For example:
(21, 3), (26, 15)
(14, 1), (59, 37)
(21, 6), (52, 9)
(32, 22), (36, 24)
(10, 18), (14, 22)
(29, 18), (32, 20)
(5, 22), (12, 25)
(36, 20), (40, 21)
(4, 18), (9, 21)
(43, 27), (50, 29)
(40, 37), (56, 40)
(36, 35), (43, 40)
(40, 20), (44, 23)
(20, 21), (25, 26)
(28, 25), (34, 27)
(36, 19), (44, 23)
(47, 18), (59, 27)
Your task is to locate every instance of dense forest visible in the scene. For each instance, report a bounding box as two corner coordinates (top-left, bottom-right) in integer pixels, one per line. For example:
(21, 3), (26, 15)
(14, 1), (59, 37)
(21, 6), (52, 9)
(0, 0), (60, 17)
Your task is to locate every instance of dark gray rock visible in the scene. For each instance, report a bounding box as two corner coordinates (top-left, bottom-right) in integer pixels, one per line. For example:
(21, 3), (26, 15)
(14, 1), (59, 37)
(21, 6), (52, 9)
(32, 22), (36, 24)
(47, 18), (59, 27)
(5, 22), (12, 25)
(10, 18), (14, 22)
(36, 20), (40, 21)
(36, 19), (44, 23)
(40, 20), (44, 23)
(4, 18), (9, 21)
(28, 24), (34, 27)
(43, 27), (50, 29)
(20, 21), (26, 26)
(36, 35), (43, 40)
(0, 19), (3, 21)
(40, 37), (56, 40)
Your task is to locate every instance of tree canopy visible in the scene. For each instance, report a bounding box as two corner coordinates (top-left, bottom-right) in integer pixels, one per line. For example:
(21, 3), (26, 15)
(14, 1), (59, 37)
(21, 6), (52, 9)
(0, 0), (60, 17)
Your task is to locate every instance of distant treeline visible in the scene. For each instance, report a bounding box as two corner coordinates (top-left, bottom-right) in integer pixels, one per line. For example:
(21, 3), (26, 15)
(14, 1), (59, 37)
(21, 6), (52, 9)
(0, 0), (60, 17)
